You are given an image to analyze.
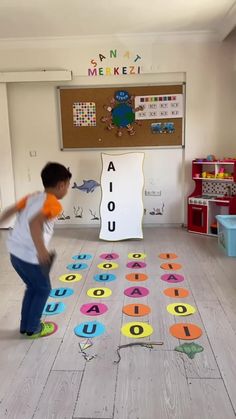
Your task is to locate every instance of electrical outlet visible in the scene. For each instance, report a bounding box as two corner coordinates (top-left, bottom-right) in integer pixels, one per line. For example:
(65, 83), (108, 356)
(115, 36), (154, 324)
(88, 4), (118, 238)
(145, 190), (161, 196)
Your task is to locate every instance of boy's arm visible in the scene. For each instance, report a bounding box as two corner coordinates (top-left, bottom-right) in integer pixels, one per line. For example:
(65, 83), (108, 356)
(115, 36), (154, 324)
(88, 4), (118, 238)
(29, 212), (51, 265)
(0, 204), (18, 225)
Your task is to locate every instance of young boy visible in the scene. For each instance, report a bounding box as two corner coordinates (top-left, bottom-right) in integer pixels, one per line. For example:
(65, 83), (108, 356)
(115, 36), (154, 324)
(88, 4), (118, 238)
(0, 162), (72, 338)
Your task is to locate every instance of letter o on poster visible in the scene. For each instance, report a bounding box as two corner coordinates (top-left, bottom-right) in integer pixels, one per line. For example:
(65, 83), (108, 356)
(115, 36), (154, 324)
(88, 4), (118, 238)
(128, 253), (146, 260)
(121, 322), (153, 338)
(87, 287), (112, 298)
(74, 321), (105, 338)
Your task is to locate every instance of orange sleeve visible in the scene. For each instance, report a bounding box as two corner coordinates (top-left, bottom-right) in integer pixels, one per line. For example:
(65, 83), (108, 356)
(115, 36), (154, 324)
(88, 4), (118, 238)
(16, 195), (29, 211)
(41, 194), (62, 219)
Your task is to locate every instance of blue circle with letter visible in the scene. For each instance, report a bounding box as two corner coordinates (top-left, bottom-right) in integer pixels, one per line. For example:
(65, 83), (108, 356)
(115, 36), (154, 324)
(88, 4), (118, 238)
(50, 288), (74, 298)
(74, 321), (105, 338)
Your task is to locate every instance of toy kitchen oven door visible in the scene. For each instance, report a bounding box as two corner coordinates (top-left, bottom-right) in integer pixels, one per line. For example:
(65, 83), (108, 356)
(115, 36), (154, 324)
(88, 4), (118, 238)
(188, 197), (208, 234)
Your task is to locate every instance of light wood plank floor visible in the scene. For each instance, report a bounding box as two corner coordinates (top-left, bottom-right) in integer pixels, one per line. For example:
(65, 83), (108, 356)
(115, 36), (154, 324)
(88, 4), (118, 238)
(0, 226), (236, 419)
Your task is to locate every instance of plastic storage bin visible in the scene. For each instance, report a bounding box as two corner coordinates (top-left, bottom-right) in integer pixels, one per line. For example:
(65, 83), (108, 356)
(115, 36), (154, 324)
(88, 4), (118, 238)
(216, 215), (236, 256)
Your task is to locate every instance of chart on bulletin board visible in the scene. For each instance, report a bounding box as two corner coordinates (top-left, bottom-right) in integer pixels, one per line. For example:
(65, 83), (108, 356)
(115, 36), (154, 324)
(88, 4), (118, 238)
(58, 84), (185, 149)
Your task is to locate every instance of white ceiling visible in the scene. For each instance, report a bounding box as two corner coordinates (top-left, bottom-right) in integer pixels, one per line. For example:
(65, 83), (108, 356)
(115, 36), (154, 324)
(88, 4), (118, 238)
(0, 0), (235, 41)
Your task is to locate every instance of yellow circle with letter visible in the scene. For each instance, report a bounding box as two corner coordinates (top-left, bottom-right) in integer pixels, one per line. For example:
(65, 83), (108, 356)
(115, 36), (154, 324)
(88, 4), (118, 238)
(121, 322), (153, 338)
(87, 287), (112, 298)
(167, 303), (196, 316)
(97, 262), (118, 270)
(128, 253), (146, 259)
(59, 273), (83, 283)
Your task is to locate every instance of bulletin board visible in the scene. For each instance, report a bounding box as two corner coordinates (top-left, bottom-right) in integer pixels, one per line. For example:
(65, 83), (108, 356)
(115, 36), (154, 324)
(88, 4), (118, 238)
(58, 84), (184, 149)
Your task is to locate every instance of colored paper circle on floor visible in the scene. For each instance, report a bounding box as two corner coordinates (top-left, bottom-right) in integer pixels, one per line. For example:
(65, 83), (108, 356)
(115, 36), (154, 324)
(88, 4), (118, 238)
(97, 262), (119, 270)
(72, 253), (93, 260)
(74, 321), (105, 338)
(125, 273), (148, 282)
(123, 303), (151, 317)
(93, 273), (116, 283)
(87, 287), (112, 298)
(80, 303), (108, 316)
(99, 253), (119, 260)
(59, 273), (83, 283)
(128, 253), (146, 260)
(163, 287), (189, 298)
(159, 253), (178, 259)
(160, 263), (182, 270)
(124, 286), (149, 298)
(169, 323), (202, 340)
(43, 301), (65, 316)
(126, 261), (146, 269)
(50, 287), (74, 298)
(121, 322), (153, 338)
(66, 262), (88, 271)
(161, 273), (184, 283)
(167, 303), (196, 316)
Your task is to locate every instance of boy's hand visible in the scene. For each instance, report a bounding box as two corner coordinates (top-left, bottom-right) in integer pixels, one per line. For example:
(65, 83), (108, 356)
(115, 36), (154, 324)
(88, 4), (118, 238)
(37, 248), (51, 265)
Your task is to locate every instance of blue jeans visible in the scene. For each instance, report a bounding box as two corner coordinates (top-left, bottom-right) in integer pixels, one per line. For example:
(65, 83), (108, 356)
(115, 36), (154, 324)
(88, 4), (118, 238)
(10, 254), (51, 333)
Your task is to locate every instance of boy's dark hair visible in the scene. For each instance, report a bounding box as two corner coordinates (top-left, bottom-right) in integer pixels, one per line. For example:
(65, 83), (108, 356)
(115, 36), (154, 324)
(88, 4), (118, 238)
(41, 162), (72, 188)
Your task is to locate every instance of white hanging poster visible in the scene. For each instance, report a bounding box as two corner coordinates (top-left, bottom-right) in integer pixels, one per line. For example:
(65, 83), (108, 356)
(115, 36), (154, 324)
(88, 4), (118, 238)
(99, 153), (144, 241)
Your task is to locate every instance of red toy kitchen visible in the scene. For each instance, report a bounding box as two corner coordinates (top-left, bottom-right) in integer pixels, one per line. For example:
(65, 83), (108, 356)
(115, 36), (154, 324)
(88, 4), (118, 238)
(187, 159), (236, 235)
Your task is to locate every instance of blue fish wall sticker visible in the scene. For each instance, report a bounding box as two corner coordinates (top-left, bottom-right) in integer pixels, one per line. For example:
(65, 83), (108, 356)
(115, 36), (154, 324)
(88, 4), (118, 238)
(72, 180), (100, 193)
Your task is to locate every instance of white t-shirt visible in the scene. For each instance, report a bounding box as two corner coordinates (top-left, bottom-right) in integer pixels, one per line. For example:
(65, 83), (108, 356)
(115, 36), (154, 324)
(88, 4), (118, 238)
(7, 192), (62, 264)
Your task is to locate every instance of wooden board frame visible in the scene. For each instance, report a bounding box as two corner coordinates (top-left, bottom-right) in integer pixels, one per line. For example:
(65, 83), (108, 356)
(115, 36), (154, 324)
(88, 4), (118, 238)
(58, 84), (185, 149)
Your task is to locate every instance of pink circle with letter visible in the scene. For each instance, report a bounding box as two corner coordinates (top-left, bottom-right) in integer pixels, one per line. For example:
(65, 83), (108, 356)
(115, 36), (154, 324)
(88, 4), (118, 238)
(124, 286), (149, 298)
(161, 273), (184, 283)
(100, 253), (119, 260)
(126, 261), (146, 269)
(80, 303), (108, 316)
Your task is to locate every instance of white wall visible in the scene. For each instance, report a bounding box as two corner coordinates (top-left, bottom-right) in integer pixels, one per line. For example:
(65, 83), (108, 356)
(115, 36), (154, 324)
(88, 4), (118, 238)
(0, 33), (235, 226)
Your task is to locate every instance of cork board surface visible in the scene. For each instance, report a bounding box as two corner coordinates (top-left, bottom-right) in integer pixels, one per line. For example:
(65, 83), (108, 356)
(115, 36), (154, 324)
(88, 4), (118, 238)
(58, 84), (184, 149)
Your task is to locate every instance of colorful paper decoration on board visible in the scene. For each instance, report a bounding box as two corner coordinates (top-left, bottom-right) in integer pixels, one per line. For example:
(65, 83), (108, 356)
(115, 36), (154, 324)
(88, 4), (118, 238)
(126, 261), (146, 269)
(122, 304), (151, 317)
(97, 262), (119, 270)
(169, 323), (202, 340)
(161, 273), (184, 283)
(72, 253), (93, 260)
(160, 263), (182, 270)
(175, 342), (204, 359)
(73, 102), (96, 127)
(50, 288), (74, 298)
(125, 273), (148, 282)
(159, 253), (178, 259)
(135, 94), (183, 120)
(124, 286), (149, 298)
(74, 321), (105, 338)
(93, 273), (116, 282)
(59, 273), (83, 283)
(128, 253), (146, 259)
(166, 303), (196, 316)
(43, 301), (66, 316)
(66, 262), (88, 270)
(99, 253), (119, 260)
(80, 303), (108, 316)
(87, 287), (112, 298)
(121, 322), (153, 338)
(163, 287), (189, 298)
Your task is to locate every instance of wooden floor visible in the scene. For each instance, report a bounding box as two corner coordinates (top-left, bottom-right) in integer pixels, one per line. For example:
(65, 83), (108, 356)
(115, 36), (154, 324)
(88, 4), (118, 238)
(0, 226), (236, 419)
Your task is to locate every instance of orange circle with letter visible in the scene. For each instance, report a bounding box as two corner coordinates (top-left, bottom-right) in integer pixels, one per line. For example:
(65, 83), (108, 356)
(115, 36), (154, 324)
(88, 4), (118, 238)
(125, 273), (148, 282)
(122, 303), (151, 317)
(163, 287), (189, 298)
(160, 263), (182, 270)
(169, 323), (202, 340)
(159, 253), (178, 259)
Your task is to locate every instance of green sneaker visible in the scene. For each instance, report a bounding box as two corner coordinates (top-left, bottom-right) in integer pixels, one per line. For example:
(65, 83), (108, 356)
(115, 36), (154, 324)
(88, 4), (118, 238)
(27, 321), (58, 339)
